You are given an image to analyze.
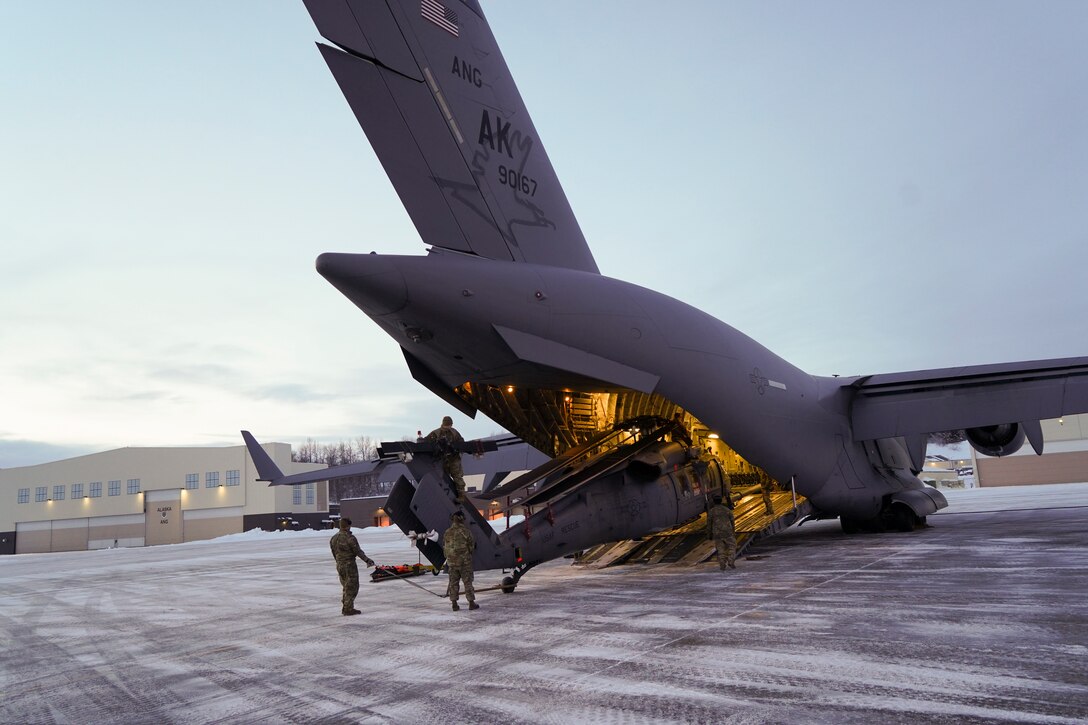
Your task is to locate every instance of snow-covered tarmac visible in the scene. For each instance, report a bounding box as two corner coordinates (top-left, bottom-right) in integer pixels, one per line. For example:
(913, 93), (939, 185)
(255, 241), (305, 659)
(2, 484), (1087, 724)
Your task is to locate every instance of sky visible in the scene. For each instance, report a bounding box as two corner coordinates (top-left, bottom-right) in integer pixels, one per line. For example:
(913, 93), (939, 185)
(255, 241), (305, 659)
(2, 1), (1086, 467)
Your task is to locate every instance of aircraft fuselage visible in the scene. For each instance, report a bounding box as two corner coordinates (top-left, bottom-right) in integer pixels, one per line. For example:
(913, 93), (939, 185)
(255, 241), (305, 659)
(317, 249), (939, 521)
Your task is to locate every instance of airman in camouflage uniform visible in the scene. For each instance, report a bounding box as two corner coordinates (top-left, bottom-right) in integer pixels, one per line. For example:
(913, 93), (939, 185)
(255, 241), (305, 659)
(707, 494), (736, 571)
(330, 517), (375, 616)
(443, 510), (478, 611)
(426, 415), (467, 502)
(759, 472), (774, 515)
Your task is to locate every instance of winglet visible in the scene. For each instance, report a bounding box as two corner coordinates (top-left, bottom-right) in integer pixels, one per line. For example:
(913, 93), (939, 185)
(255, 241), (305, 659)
(241, 430), (285, 482)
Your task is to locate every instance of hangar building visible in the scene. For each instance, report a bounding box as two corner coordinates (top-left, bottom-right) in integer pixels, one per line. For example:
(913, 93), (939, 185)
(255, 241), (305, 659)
(0, 442), (327, 555)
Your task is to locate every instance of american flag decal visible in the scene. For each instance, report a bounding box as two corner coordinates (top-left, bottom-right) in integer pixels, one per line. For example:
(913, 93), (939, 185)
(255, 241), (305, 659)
(421, 0), (459, 36)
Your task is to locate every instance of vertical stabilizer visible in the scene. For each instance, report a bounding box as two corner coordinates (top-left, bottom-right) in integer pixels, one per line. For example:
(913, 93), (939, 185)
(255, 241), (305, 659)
(241, 430), (285, 482)
(302, 0), (598, 273)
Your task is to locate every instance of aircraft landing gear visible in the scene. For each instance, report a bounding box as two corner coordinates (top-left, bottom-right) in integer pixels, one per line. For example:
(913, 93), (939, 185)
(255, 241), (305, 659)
(840, 516), (864, 535)
(885, 504), (921, 532)
(500, 561), (535, 594)
(840, 504), (925, 534)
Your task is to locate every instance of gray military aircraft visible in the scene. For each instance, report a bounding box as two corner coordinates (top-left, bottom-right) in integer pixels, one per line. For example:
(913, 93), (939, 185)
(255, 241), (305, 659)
(290, 0), (1088, 579)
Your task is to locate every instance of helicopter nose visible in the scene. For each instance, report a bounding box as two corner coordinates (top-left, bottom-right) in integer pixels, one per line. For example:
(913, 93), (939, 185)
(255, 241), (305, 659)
(316, 252), (408, 316)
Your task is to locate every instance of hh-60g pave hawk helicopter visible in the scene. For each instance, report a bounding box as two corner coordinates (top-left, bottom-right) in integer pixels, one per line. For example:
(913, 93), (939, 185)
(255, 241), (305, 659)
(253, 0), (1088, 588)
(245, 415), (731, 592)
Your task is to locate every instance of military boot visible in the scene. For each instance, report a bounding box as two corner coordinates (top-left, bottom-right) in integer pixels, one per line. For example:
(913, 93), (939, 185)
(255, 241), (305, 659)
(468, 601), (480, 610)
(451, 601), (460, 611)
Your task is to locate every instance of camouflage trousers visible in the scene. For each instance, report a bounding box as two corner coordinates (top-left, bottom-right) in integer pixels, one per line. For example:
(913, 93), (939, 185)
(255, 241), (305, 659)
(762, 488), (773, 514)
(713, 534), (736, 570)
(443, 457), (466, 500)
(446, 558), (475, 603)
(336, 560), (360, 612)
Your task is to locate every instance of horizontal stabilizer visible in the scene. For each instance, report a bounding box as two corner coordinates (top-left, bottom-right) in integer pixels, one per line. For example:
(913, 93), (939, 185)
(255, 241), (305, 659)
(241, 431), (396, 486)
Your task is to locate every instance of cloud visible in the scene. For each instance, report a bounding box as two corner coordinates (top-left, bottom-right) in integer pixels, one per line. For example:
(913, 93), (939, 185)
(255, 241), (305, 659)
(247, 383), (339, 403)
(148, 363), (243, 386)
(0, 439), (100, 469)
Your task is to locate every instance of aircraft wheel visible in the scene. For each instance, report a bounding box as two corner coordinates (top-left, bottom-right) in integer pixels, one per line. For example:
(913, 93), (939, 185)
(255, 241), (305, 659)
(501, 576), (517, 594)
(888, 505), (917, 533)
(840, 517), (862, 535)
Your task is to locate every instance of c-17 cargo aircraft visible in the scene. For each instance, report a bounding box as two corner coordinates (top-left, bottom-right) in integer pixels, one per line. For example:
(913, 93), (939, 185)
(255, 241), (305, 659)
(284, 0), (1088, 584)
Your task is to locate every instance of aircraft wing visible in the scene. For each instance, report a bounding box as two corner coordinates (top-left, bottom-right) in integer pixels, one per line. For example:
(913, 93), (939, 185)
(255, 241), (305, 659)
(849, 356), (1088, 441)
(302, 0), (598, 273)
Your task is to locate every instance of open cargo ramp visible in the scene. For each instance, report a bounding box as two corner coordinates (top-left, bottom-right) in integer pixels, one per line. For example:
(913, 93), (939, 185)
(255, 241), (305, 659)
(576, 490), (812, 568)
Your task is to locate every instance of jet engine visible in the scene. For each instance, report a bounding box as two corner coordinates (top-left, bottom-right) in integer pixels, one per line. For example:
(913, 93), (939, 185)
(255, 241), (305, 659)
(964, 423), (1026, 457)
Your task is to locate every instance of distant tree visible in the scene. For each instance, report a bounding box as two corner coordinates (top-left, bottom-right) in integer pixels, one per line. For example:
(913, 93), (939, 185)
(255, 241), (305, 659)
(928, 430), (966, 446)
(357, 436), (378, 460)
(327, 440), (351, 467)
(292, 438), (321, 463)
(291, 435), (382, 464)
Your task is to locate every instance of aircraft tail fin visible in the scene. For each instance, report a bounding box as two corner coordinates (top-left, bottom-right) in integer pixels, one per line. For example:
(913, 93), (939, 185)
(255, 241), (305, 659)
(302, 0), (598, 273)
(241, 430), (285, 482)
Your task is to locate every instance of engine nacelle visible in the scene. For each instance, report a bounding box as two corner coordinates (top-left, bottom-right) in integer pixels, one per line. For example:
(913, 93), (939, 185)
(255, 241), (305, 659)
(965, 423), (1026, 457)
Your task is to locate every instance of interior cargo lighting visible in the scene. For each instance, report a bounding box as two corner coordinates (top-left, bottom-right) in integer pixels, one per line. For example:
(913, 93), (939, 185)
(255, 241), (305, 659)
(708, 433), (720, 439)
(506, 385), (515, 393)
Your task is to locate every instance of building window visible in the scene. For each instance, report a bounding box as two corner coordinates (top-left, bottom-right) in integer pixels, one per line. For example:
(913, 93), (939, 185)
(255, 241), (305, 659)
(18, 488), (29, 504)
(72, 483), (84, 499)
(90, 481), (102, 498)
(127, 478), (141, 495)
(185, 473), (199, 490)
(206, 471), (219, 488)
(53, 485), (65, 501)
(36, 486), (48, 502)
(292, 485), (302, 505)
(226, 469), (240, 487)
(108, 480), (121, 496)
(305, 483), (315, 505)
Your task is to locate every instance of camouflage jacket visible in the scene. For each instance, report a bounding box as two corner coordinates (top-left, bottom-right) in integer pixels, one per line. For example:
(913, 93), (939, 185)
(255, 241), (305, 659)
(330, 530), (370, 564)
(426, 425), (464, 458)
(443, 521), (475, 563)
(707, 504), (735, 538)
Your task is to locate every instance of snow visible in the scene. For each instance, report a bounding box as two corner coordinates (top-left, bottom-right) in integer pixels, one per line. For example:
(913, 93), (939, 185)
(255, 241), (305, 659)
(2, 484), (1087, 724)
